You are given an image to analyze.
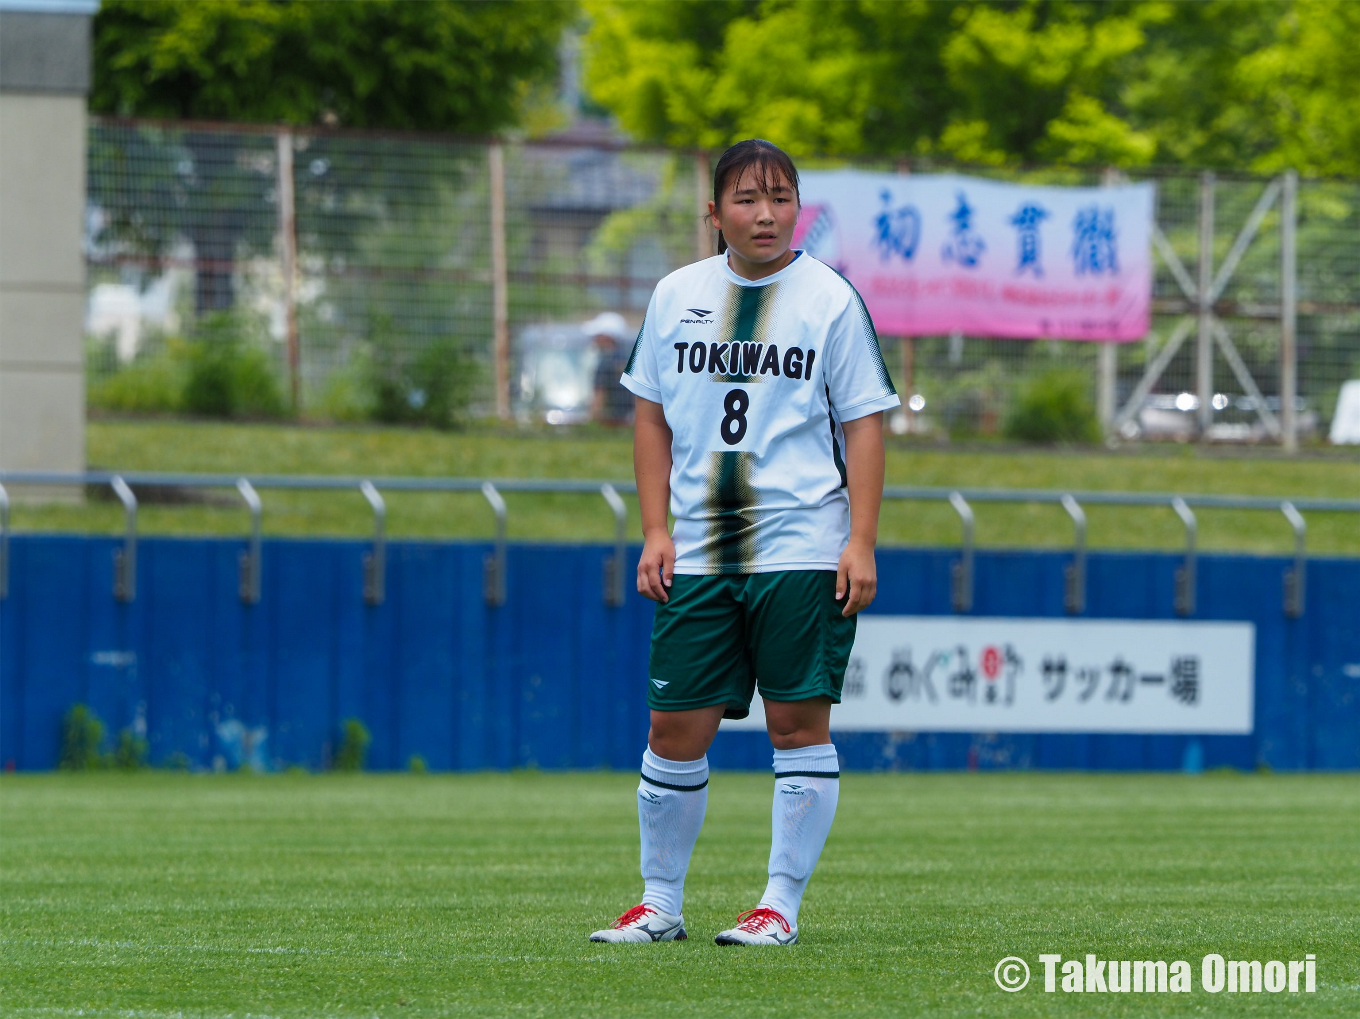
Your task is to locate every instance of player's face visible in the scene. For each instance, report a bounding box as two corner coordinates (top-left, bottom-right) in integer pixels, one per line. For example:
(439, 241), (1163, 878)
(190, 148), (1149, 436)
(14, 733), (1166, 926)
(712, 165), (800, 267)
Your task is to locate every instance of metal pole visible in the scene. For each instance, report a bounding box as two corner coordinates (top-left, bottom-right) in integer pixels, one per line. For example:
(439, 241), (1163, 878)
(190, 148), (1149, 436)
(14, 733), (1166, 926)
(111, 476), (137, 602)
(948, 491), (974, 613)
(489, 141), (510, 420)
(1061, 494), (1087, 614)
(1196, 172), (1215, 439)
(0, 481), (8, 600)
(601, 483), (627, 607)
(1097, 342), (1116, 439)
(901, 337), (915, 428)
(1171, 497), (1196, 616)
(481, 481), (507, 606)
(695, 150), (711, 262)
(276, 130), (299, 413)
(360, 481), (385, 606)
(1097, 167), (1118, 439)
(1280, 170), (1298, 453)
(1281, 500), (1306, 617)
(236, 478), (262, 605)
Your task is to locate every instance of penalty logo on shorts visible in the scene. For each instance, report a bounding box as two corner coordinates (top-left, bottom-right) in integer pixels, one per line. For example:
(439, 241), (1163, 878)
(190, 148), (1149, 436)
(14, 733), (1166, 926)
(650, 679), (669, 689)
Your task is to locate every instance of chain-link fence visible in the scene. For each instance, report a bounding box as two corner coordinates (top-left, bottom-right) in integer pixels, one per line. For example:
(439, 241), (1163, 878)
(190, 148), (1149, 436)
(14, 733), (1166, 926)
(84, 118), (1360, 441)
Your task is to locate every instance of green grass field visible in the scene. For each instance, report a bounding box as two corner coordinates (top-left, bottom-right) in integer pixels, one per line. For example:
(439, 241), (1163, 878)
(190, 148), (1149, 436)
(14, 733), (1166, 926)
(8, 419), (1360, 554)
(2, 772), (1356, 1018)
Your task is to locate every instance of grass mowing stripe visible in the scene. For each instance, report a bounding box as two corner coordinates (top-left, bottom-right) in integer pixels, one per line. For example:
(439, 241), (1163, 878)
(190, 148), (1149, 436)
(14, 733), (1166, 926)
(1, 772), (1356, 1018)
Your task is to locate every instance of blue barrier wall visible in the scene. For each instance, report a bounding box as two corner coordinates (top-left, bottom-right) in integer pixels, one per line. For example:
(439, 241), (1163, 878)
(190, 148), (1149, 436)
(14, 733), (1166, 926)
(2, 535), (1356, 772)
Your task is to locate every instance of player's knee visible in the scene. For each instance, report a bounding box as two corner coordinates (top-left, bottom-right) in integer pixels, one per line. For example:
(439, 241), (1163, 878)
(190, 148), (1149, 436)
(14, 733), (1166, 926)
(648, 717), (711, 760)
(766, 727), (811, 751)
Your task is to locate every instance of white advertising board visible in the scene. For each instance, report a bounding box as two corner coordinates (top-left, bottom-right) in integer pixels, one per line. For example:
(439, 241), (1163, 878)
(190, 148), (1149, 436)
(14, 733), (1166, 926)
(721, 616), (1255, 735)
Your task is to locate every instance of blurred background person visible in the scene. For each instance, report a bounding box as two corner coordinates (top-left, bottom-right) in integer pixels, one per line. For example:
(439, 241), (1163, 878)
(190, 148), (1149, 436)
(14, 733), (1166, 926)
(586, 312), (634, 426)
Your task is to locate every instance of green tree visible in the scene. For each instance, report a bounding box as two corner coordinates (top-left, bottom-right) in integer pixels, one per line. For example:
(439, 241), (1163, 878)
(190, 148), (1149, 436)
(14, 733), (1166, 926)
(583, 0), (1355, 174)
(93, 0), (575, 132)
(91, 1), (576, 313)
(1117, 1), (1284, 170)
(1236, 0), (1360, 176)
(583, 0), (957, 157)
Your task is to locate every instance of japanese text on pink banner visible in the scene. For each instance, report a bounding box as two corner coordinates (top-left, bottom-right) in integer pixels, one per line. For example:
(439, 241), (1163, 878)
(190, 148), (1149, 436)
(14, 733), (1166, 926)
(793, 171), (1155, 342)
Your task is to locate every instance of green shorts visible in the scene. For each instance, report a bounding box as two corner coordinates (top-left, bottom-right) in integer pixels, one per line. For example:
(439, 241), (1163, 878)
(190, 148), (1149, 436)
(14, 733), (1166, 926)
(647, 570), (856, 719)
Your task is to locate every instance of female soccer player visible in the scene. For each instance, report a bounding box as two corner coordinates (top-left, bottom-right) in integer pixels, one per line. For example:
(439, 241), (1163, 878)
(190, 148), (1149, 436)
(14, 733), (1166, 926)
(590, 139), (898, 946)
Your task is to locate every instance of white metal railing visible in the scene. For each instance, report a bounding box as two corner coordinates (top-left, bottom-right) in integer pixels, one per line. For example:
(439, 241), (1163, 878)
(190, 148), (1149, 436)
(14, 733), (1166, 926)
(0, 471), (1354, 617)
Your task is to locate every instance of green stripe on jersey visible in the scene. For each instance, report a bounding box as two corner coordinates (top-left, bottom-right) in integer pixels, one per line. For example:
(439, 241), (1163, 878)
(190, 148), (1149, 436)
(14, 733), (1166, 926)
(703, 450), (760, 572)
(713, 281), (779, 382)
(623, 313), (647, 376)
(832, 267), (895, 395)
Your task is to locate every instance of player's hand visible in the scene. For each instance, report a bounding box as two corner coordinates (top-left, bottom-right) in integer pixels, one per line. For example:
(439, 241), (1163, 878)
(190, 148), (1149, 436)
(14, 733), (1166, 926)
(836, 540), (877, 617)
(637, 530), (675, 602)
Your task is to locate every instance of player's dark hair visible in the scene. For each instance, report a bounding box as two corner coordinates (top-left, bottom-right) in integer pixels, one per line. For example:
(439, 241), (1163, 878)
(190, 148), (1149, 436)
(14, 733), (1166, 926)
(711, 139), (800, 255)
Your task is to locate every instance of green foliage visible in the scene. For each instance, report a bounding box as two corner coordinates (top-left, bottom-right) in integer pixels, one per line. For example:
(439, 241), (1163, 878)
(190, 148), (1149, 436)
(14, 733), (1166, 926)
(1004, 369), (1101, 444)
(584, 0), (1165, 162)
(365, 319), (479, 430)
(59, 705), (106, 771)
(163, 752), (193, 772)
(926, 360), (1013, 440)
(333, 719), (371, 773)
(407, 755), (428, 775)
(181, 314), (288, 420)
(312, 358), (376, 423)
(87, 321), (286, 420)
(583, 0), (1357, 174)
(87, 340), (186, 415)
(59, 705), (151, 771)
(92, 1), (574, 133)
(586, 155), (701, 277)
(1236, 0), (1360, 176)
(113, 730), (150, 771)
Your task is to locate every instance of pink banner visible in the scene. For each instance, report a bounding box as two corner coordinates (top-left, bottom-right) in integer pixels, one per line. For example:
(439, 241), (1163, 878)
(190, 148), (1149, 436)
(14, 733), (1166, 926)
(793, 171), (1155, 341)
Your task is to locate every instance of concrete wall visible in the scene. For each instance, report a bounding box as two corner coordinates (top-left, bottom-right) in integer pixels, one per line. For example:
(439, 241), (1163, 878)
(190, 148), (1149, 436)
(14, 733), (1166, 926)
(0, 3), (95, 481)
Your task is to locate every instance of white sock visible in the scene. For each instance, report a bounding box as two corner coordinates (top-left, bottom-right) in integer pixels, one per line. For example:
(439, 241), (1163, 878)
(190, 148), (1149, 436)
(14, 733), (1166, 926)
(760, 743), (840, 927)
(637, 747), (709, 917)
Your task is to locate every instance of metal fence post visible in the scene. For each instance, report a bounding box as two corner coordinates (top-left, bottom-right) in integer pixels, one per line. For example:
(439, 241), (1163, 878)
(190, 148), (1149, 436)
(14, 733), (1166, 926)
(949, 491), (974, 612)
(1196, 172), (1216, 439)
(1280, 170), (1298, 454)
(481, 481), (507, 606)
(601, 483), (627, 607)
(1061, 494), (1087, 614)
(236, 478), (262, 605)
(489, 141), (510, 420)
(1281, 501), (1306, 618)
(360, 481), (385, 605)
(276, 129), (300, 412)
(0, 481), (9, 601)
(1097, 167), (1118, 439)
(111, 476), (138, 602)
(1172, 497), (1197, 616)
(1097, 343), (1116, 439)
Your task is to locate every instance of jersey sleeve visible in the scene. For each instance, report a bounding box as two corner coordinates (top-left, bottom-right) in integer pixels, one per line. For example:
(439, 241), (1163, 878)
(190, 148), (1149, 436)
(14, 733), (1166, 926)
(619, 291), (662, 403)
(823, 280), (900, 421)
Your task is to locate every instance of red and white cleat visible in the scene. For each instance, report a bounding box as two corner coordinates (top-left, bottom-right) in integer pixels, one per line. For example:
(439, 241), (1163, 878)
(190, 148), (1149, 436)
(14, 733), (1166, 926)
(714, 906), (798, 946)
(589, 903), (687, 943)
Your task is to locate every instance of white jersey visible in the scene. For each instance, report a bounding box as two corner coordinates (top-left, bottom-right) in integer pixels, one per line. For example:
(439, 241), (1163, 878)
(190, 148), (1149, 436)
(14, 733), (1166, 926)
(621, 251), (900, 575)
